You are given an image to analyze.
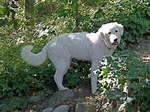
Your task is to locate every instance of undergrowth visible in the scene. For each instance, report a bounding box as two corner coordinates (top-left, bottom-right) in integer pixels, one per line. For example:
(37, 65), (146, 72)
(97, 49), (150, 112)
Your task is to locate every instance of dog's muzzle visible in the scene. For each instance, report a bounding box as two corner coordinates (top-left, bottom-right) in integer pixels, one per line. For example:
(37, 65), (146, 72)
(109, 34), (119, 45)
(112, 38), (118, 45)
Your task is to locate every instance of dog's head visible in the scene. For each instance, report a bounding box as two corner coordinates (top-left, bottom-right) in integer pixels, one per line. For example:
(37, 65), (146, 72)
(97, 22), (124, 49)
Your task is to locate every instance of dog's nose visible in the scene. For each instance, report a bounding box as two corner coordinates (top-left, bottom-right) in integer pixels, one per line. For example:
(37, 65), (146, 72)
(114, 38), (118, 42)
(112, 38), (118, 45)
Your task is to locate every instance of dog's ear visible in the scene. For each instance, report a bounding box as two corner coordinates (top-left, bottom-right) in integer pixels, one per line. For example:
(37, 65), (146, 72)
(98, 28), (112, 49)
(115, 23), (124, 36)
(97, 26), (106, 39)
(100, 31), (105, 40)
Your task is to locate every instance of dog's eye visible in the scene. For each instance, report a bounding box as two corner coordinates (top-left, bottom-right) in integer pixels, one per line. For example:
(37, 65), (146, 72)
(108, 32), (111, 35)
(115, 30), (118, 33)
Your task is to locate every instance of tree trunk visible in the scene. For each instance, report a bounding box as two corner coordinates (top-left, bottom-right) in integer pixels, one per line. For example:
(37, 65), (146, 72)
(74, 1), (80, 32)
(25, 0), (35, 26)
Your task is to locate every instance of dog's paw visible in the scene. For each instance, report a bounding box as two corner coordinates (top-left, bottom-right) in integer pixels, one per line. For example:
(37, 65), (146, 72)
(91, 86), (97, 94)
(92, 89), (96, 94)
(59, 87), (69, 90)
(63, 87), (69, 90)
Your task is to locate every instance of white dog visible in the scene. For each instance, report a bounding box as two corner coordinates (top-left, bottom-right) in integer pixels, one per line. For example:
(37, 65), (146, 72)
(21, 22), (123, 94)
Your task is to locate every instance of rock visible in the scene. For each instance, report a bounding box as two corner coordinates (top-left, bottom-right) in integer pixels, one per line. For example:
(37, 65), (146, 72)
(29, 90), (53, 103)
(29, 96), (39, 103)
(53, 105), (69, 112)
(75, 102), (96, 112)
(42, 107), (53, 112)
(48, 89), (74, 108)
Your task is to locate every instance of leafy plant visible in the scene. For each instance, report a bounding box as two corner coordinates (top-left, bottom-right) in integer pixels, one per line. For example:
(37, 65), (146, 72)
(0, 97), (28, 111)
(0, 1), (18, 28)
(97, 49), (150, 111)
(64, 60), (90, 88)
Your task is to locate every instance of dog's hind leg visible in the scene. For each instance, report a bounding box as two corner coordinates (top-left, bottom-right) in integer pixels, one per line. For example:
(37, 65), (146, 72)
(50, 54), (71, 90)
(47, 44), (71, 90)
(54, 58), (71, 90)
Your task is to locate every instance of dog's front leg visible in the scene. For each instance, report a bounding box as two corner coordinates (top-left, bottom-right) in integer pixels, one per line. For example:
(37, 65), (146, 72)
(91, 62), (99, 94)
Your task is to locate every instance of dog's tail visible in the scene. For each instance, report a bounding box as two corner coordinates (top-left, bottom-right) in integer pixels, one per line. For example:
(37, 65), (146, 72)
(21, 43), (49, 66)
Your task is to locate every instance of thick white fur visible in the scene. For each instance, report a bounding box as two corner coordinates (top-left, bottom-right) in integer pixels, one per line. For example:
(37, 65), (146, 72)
(21, 22), (124, 94)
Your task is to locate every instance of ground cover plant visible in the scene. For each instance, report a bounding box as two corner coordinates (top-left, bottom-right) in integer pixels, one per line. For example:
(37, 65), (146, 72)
(97, 49), (150, 111)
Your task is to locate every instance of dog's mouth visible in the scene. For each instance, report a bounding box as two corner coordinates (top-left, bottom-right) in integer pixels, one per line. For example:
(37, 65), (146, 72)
(112, 41), (118, 45)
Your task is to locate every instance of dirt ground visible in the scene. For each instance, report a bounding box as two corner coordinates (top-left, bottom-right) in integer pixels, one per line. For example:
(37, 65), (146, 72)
(25, 39), (150, 112)
(25, 78), (94, 112)
(132, 39), (150, 63)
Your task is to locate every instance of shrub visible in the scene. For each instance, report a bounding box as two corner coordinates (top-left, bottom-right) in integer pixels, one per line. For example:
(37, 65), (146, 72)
(92, 0), (150, 49)
(64, 60), (91, 88)
(97, 49), (150, 111)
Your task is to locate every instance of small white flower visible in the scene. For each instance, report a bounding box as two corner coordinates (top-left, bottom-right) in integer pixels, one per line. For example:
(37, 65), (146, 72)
(38, 29), (49, 37)
(100, 58), (108, 65)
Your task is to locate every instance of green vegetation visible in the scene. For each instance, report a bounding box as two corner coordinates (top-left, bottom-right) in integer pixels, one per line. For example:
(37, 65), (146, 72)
(97, 50), (150, 111)
(0, 0), (149, 111)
